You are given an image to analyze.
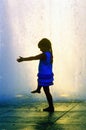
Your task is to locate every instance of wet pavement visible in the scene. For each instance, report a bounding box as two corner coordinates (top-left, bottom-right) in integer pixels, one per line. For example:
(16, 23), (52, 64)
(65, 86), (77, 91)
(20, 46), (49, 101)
(0, 102), (86, 130)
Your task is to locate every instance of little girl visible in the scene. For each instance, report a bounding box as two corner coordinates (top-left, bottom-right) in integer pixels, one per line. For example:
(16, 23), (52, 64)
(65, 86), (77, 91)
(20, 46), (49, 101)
(17, 38), (54, 112)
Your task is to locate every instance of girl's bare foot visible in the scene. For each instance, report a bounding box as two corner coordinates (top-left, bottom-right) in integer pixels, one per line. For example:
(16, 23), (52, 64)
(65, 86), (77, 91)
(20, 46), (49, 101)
(31, 89), (41, 94)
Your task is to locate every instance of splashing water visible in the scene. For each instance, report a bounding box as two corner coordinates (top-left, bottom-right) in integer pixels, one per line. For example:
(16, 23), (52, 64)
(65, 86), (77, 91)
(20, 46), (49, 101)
(0, 0), (86, 102)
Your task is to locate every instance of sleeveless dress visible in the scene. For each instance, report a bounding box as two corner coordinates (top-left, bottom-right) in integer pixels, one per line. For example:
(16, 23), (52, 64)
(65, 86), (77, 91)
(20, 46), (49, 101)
(37, 51), (54, 87)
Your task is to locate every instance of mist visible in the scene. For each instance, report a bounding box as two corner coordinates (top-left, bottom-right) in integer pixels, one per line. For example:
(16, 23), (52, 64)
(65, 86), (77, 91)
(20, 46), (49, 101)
(0, 0), (86, 102)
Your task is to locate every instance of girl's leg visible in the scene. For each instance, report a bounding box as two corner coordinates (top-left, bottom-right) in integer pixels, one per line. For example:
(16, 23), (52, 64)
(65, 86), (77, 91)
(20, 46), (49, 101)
(31, 85), (42, 93)
(43, 86), (54, 112)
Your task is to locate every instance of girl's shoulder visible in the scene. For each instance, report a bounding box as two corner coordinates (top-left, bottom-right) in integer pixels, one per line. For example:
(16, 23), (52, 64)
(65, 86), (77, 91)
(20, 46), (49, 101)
(44, 51), (52, 56)
(44, 51), (53, 63)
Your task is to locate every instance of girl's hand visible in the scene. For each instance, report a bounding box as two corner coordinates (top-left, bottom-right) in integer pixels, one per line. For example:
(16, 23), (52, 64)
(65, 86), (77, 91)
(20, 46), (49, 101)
(17, 56), (24, 62)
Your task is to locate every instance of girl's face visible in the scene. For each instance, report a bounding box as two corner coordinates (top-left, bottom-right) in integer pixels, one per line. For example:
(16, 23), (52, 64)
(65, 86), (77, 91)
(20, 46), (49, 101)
(39, 47), (48, 52)
(39, 47), (46, 52)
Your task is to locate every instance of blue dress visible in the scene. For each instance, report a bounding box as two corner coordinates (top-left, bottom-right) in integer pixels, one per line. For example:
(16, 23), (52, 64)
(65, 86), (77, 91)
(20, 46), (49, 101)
(37, 51), (54, 87)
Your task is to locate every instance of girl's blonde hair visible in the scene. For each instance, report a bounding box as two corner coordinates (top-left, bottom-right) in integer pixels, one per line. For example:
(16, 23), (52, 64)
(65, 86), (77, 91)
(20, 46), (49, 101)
(38, 38), (52, 51)
(38, 38), (53, 63)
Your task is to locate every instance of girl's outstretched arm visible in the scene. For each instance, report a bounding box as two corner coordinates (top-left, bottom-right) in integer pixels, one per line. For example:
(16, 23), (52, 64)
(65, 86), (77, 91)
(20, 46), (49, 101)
(17, 53), (46, 62)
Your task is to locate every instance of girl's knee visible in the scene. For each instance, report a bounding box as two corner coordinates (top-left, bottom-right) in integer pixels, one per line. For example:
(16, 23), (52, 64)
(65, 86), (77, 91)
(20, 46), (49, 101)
(43, 87), (49, 92)
(43, 88), (51, 96)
